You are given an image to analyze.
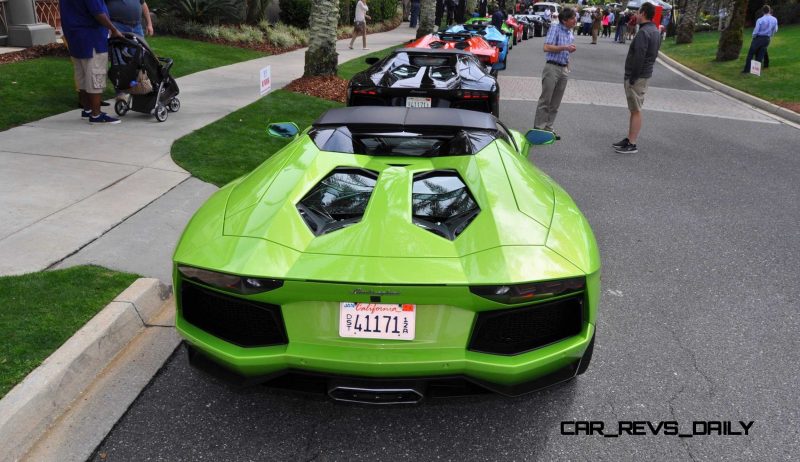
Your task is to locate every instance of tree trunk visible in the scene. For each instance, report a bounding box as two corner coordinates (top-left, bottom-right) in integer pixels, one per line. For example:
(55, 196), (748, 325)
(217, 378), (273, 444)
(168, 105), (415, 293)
(246, 0), (261, 24)
(716, 0), (748, 61)
(675, 0), (701, 44)
(417, 0), (436, 37)
(304, 0), (339, 76)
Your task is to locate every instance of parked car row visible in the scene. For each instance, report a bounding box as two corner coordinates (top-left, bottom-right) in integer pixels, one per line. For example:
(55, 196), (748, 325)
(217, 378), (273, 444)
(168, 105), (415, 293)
(171, 13), (600, 404)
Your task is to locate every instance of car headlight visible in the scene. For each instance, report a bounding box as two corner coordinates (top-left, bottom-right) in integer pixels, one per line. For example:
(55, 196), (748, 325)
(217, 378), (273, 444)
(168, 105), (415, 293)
(178, 266), (283, 295)
(470, 277), (585, 304)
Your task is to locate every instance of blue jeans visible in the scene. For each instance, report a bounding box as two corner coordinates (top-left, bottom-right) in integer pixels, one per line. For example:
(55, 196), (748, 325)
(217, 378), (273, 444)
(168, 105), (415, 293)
(410, 3), (420, 27)
(743, 35), (770, 72)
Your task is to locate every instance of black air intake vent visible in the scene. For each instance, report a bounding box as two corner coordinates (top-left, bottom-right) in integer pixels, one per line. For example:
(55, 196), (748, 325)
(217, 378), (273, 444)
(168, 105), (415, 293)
(469, 296), (583, 355)
(297, 167), (379, 236)
(412, 170), (479, 240)
(181, 282), (287, 348)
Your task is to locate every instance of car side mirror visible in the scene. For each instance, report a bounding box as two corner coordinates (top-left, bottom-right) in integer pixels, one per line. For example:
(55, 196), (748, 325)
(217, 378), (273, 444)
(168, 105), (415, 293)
(525, 129), (556, 145)
(365, 57), (379, 65)
(267, 122), (299, 139)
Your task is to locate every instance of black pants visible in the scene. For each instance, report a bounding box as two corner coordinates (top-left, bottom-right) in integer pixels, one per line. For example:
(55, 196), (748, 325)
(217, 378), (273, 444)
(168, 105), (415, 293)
(743, 35), (770, 72)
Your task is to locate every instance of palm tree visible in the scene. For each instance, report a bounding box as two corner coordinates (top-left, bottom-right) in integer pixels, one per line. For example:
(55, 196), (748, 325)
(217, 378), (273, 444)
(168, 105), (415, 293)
(675, 0), (701, 44)
(417, 0), (436, 38)
(304, 0), (339, 76)
(716, 0), (748, 61)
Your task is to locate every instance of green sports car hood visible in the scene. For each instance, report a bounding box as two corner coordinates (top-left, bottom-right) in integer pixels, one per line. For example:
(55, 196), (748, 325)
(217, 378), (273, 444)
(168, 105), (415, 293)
(221, 137), (553, 257)
(175, 131), (600, 285)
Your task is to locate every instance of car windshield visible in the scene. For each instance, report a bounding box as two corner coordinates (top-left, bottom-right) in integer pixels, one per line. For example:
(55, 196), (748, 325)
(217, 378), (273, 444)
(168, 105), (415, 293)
(309, 126), (499, 157)
(532, 5), (554, 13)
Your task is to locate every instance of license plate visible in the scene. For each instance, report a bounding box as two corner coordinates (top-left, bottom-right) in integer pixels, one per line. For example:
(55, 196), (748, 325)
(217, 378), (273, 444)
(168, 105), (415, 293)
(339, 302), (415, 340)
(406, 97), (432, 108)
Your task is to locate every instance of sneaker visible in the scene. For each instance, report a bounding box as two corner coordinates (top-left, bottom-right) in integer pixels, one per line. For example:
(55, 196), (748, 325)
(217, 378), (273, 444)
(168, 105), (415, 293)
(88, 112), (121, 124)
(362, 47), (370, 50)
(348, 45), (353, 49)
(611, 137), (630, 149)
(81, 109), (91, 118)
(614, 143), (638, 154)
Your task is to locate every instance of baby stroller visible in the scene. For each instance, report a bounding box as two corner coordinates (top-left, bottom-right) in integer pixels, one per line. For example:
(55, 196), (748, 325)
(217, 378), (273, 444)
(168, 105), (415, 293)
(108, 33), (180, 122)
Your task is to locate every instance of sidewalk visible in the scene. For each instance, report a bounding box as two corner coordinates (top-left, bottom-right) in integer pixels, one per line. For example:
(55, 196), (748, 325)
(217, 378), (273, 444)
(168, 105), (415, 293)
(0, 27), (417, 281)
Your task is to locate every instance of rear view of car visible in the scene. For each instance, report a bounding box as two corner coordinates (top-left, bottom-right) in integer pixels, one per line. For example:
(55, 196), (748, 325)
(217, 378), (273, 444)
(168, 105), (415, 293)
(347, 49), (500, 116)
(407, 31), (500, 71)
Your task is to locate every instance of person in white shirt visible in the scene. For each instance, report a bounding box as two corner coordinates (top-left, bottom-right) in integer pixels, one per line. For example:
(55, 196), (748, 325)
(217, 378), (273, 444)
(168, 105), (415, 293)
(349, 0), (372, 50)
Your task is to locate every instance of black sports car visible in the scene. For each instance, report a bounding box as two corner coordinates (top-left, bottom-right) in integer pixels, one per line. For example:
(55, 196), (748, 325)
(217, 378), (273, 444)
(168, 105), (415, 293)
(347, 48), (500, 117)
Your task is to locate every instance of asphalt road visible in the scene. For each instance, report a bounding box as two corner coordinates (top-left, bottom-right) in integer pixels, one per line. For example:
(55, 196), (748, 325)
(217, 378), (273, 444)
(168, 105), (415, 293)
(90, 33), (800, 461)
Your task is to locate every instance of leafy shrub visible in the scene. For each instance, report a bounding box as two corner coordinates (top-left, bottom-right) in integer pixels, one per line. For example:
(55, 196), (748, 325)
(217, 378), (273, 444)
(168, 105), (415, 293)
(342, 0), (398, 23)
(266, 27), (298, 48)
(165, 0), (243, 24)
(279, 0), (312, 28)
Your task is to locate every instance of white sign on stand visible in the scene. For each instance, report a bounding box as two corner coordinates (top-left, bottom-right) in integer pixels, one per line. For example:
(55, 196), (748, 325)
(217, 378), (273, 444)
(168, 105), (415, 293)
(260, 66), (272, 95)
(750, 60), (761, 76)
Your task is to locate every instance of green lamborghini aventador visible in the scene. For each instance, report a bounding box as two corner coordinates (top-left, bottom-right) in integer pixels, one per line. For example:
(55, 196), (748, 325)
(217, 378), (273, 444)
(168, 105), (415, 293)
(173, 107), (600, 403)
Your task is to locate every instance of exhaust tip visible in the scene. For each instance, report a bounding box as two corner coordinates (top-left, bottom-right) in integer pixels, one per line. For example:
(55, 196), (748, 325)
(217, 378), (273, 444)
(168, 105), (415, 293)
(328, 386), (424, 405)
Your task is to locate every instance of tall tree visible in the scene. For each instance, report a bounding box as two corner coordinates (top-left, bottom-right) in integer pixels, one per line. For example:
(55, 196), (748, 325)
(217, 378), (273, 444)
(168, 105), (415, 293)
(716, 0), (748, 60)
(417, 0), (436, 37)
(675, 0), (701, 44)
(304, 0), (339, 76)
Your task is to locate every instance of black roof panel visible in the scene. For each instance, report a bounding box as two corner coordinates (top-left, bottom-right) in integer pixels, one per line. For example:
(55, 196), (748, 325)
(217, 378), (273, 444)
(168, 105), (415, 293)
(313, 107), (498, 130)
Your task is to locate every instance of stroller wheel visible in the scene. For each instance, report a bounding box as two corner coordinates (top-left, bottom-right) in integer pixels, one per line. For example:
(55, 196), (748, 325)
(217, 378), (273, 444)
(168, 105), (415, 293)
(154, 103), (168, 122)
(168, 98), (181, 113)
(114, 100), (129, 117)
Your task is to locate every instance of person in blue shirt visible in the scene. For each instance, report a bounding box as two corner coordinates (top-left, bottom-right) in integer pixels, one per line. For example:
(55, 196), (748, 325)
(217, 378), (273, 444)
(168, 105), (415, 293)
(60, 0), (124, 124)
(742, 4), (778, 73)
(533, 8), (577, 138)
(491, 5), (505, 30)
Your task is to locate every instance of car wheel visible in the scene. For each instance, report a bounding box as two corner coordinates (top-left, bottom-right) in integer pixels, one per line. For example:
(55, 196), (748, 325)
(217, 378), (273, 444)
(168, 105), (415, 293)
(523, 28), (528, 40)
(576, 334), (595, 376)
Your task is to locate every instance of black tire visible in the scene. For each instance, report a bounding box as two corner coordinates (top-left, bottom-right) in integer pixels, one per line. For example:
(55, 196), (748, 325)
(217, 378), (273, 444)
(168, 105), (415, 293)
(576, 334), (595, 376)
(114, 100), (128, 117)
(154, 103), (168, 122)
(168, 98), (181, 113)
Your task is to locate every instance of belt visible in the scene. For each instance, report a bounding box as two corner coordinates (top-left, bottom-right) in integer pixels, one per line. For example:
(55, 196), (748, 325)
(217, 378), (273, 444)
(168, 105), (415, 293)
(546, 60), (567, 67)
(754, 34), (770, 38)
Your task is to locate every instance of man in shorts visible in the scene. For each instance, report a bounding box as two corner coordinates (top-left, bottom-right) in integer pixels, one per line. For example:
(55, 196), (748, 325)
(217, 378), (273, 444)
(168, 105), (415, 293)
(59, 0), (124, 124)
(612, 2), (660, 154)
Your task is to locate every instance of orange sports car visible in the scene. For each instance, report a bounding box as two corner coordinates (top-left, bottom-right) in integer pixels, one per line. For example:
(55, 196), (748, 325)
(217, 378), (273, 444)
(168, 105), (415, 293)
(406, 32), (500, 70)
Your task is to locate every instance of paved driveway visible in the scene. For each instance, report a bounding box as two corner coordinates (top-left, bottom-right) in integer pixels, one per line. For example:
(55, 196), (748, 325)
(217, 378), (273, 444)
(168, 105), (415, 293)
(91, 35), (800, 461)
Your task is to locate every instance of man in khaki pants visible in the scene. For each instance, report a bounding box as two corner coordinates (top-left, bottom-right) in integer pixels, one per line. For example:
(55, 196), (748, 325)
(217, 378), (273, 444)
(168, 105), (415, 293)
(534, 8), (577, 140)
(612, 2), (661, 154)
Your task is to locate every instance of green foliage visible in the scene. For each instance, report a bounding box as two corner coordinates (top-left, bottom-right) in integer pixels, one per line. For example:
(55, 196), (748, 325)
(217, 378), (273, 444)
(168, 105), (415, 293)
(773, 2), (800, 25)
(164, 0), (243, 24)
(279, 0), (312, 28)
(341, 0), (399, 23)
(0, 266), (139, 398)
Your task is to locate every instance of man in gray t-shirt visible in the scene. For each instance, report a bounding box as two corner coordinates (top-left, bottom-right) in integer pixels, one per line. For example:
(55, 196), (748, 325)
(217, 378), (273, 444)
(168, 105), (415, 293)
(106, 0), (153, 38)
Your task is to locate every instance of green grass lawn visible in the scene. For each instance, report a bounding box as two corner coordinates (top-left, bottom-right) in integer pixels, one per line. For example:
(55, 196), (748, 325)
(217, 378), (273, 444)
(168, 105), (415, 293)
(0, 266), (139, 398)
(173, 45), (402, 186)
(0, 36), (266, 132)
(661, 25), (800, 106)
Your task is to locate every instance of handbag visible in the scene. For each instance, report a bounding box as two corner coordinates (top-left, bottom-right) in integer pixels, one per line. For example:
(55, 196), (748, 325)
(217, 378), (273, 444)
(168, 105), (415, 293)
(128, 70), (153, 95)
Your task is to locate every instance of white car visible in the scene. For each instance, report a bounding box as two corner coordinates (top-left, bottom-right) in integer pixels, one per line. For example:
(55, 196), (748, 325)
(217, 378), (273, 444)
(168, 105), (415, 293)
(528, 2), (562, 24)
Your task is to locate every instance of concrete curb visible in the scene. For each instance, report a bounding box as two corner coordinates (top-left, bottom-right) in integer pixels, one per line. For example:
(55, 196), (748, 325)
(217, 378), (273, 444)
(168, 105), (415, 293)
(0, 278), (170, 462)
(657, 51), (800, 126)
